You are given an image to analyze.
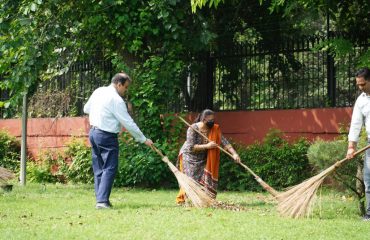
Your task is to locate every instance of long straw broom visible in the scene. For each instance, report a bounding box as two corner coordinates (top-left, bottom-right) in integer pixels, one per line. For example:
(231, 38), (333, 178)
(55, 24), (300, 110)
(0, 167), (15, 183)
(150, 144), (215, 207)
(178, 116), (279, 197)
(277, 144), (370, 218)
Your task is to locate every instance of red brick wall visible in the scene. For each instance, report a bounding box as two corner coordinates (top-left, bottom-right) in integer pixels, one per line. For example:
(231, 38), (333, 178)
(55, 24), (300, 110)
(0, 107), (353, 157)
(0, 117), (90, 157)
(214, 107), (352, 144)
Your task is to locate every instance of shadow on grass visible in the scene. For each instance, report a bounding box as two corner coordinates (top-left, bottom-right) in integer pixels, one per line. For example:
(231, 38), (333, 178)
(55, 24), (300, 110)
(238, 201), (274, 208)
(111, 202), (180, 210)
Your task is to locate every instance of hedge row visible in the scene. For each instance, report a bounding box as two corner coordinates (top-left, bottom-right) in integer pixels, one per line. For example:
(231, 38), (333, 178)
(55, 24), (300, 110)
(1, 129), (312, 192)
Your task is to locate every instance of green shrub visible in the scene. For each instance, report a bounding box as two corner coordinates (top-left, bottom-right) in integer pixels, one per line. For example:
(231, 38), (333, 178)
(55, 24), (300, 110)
(116, 127), (311, 191)
(27, 151), (58, 183)
(115, 132), (178, 188)
(307, 140), (352, 170)
(25, 138), (92, 184)
(114, 111), (184, 188)
(0, 130), (21, 173)
(219, 129), (311, 191)
(58, 138), (93, 184)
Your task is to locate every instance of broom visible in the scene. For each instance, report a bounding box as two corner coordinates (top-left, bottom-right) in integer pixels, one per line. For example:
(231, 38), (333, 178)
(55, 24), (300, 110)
(0, 167), (15, 183)
(150, 144), (215, 207)
(178, 116), (279, 197)
(277, 144), (370, 218)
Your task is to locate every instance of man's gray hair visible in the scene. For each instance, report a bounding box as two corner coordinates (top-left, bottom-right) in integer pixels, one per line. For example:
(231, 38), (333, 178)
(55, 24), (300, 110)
(111, 73), (131, 84)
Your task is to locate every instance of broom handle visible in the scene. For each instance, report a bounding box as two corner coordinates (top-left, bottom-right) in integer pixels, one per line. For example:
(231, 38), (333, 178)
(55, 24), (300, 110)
(150, 144), (174, 166)
(335, 144), (370, 167)
(150, 144), (165, 158)
(178, 116), (261, 179)
(349, 144), (370, 158)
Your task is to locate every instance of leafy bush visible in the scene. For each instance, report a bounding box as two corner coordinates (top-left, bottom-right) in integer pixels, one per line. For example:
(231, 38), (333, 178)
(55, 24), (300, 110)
(114, 112), (184, 188)
(25, 138), (92, 184)
(116, 127), (311, 191)
(115, 132), (179, 188)
(307, 139), (356, 173)
(219, 129), (311, 191)
(57, 138), (93, 184)
(0, 130), (21, 173)
(27, 151), (58, 183)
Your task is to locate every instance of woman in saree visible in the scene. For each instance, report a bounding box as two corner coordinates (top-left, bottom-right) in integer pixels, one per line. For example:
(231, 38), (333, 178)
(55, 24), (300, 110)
(176, 109), (241, 204)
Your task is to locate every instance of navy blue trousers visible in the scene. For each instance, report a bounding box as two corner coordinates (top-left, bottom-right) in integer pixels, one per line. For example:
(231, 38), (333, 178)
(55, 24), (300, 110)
(365, 148), (370, 215)
(89, 128), (119, 203)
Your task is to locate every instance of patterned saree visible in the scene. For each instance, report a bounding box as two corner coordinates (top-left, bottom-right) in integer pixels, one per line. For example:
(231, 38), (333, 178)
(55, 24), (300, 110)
(176, 124), (222, 203)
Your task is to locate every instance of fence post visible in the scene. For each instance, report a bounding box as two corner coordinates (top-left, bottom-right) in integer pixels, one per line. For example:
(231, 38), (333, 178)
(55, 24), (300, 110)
(78, 62), (84, 115)
(327, 53), (336, 107)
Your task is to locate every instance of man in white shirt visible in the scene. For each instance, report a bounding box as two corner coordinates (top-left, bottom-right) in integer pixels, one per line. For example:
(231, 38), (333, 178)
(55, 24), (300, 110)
(347, 67), (370, 221)
(84, 72), (153, 209)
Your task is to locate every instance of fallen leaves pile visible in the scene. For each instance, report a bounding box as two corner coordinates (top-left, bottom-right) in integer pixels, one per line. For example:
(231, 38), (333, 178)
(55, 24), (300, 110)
(211, 201), (247, 212)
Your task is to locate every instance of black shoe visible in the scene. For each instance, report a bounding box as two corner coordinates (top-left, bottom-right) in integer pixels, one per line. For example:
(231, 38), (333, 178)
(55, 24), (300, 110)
(363, 214), (370, 221)
(107, 201), (113, 207)
(95, 202), (111, 209)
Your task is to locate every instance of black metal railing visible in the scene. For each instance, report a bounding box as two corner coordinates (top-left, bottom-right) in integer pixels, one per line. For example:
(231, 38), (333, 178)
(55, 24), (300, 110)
(183, 34), (369, 111)
(28, 59), (114, 117)
(0, 33), (369, 118)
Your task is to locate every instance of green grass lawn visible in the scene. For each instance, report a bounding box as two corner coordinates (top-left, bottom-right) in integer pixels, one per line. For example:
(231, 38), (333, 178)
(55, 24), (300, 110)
(0, 184), (369, 240)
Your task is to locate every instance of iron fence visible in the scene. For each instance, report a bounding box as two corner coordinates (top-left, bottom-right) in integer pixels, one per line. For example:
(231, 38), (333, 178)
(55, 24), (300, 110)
(0, 33), (369, 118)
(29, 59), (114, 117)
(184, 34), (369, 111)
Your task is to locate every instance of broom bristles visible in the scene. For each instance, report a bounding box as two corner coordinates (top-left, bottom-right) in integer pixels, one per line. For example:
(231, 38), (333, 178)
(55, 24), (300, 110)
(0, 167), (15, 182)
(162, 156), (215, 207)
(277, 145), (370, 218)
(276, 158), (349, 218)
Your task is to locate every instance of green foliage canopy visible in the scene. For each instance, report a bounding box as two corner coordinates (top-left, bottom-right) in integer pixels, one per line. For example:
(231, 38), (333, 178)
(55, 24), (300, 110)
(0, 0), (215, 109)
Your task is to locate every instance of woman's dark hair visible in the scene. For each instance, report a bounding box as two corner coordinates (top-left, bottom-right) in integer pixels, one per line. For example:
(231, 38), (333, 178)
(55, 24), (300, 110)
(355, 67), (370, 81)
(111, 73), (131, 85)
(194, 109), (214, 123)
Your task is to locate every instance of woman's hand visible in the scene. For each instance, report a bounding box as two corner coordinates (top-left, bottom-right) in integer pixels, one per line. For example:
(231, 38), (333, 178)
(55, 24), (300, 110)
(232, 153), (241, 163)
(205, 141), (218, 149)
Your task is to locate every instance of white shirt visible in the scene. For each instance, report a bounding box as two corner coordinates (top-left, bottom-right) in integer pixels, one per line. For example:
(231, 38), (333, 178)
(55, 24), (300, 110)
(83, 84), (147, 143)
(348, 92), (370, 142)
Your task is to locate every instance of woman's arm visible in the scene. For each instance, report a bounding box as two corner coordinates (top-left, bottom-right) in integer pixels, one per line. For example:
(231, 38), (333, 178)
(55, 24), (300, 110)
(185, 125), (209, 152)
(193, 142), (218, 151)
(222, 136), (241, 163)
(188, 125), (217, 151)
